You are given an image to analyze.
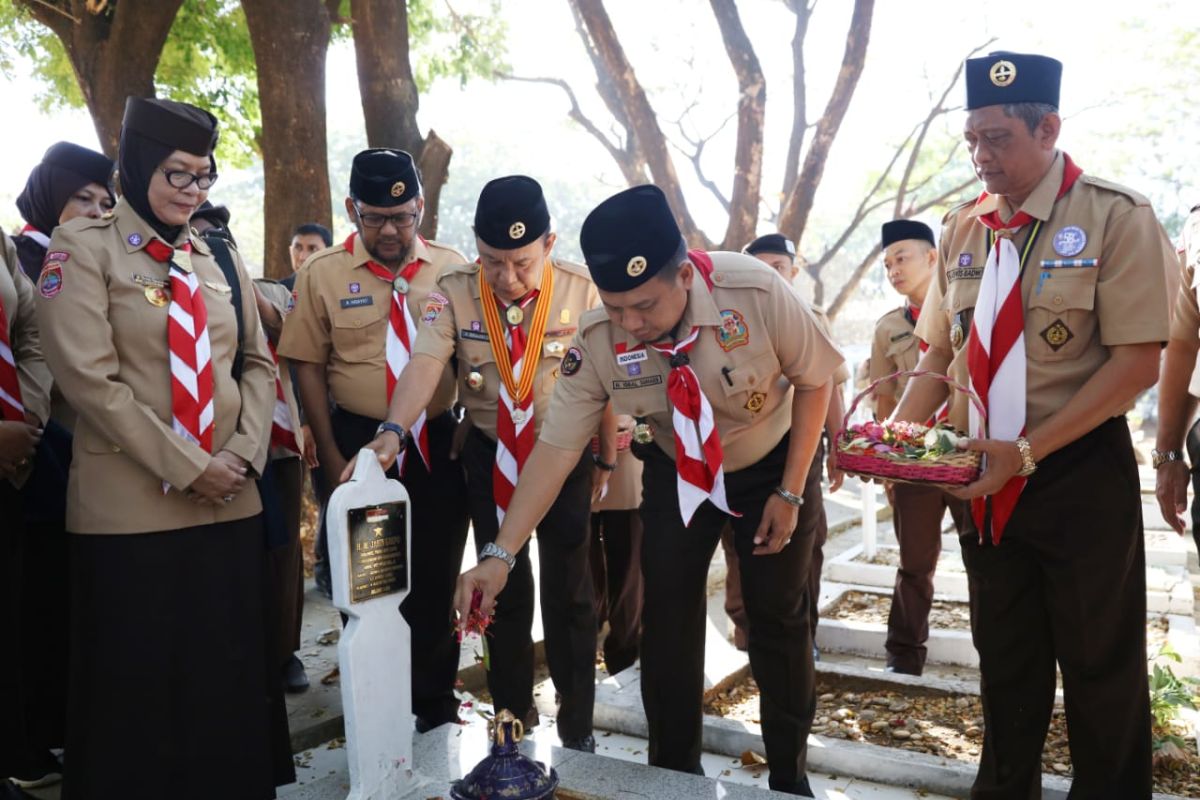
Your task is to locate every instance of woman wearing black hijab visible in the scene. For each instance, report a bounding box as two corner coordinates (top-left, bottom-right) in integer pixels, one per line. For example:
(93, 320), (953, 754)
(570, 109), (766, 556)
(13, 142), (114, 282)
(34, 97), (293, 800)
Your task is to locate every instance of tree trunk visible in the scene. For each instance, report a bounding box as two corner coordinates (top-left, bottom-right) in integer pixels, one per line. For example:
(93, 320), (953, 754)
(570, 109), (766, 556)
(16, 0), (186, 156)
(570, 0), (710, 248)
(243, 0), (333, 279)
(348, 0), (451, 238)
(780, 0), (811, 199)
(709, 0), (765, 251)
(778, 0), (874, 248)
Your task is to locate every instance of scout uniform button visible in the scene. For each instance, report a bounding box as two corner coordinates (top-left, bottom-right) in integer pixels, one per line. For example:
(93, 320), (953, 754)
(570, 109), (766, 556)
(506, 305), (524, 326)
(1052, 295), (1063, 306)
(466, 371), (485, 392)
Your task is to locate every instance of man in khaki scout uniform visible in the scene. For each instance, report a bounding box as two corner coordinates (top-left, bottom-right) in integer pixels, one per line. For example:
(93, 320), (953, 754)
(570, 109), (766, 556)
(355, 175), (607, 751)
(721, 232), (848, 657)
(1, 226), (53, 800)
(1155, 204), (1200, 558)
(278, 148), (471, 732)
(894, 52), (1172, 797)
(446, 185), (843, 795)
(869, 219), (967, 675)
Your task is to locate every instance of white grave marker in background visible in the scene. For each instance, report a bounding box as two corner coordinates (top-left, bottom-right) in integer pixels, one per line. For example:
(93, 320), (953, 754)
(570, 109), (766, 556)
(327, 450), (416, 800)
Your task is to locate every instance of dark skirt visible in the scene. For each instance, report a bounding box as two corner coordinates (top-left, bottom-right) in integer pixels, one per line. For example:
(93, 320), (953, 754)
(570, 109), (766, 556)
(63, 516), (295, 800)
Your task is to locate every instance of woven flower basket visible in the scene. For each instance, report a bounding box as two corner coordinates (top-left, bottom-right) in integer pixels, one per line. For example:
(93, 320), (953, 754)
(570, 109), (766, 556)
(834, 370), (983, 487)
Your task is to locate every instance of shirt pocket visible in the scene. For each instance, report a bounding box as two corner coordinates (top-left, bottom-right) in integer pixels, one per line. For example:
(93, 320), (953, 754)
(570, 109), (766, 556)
(330, 307), (387, 363)
(944, 280), (978, 354)
(717, 351), (779, 420)
(538, 337), (572, 395)
(1026, 270), (1097, 362)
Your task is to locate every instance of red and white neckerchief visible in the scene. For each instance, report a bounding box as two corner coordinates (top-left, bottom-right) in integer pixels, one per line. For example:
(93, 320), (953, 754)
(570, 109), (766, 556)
(146, 238), (214, 492)
(348, 233), (429, 474)
(18, 224), (49, 249)
(0, 293), (26, 422)
(966, 153), (1082, 543)
(267, 340), (300, 456)
(645, 249), (738, 526)
(491, 289), (542, 525)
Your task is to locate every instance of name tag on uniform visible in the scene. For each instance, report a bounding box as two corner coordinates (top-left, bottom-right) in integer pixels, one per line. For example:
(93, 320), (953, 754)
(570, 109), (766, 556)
(340, 296), (374, 309)
(948, 267), (984, 282)
(460, 329), (489, 342)
(612, 375), (663, 390)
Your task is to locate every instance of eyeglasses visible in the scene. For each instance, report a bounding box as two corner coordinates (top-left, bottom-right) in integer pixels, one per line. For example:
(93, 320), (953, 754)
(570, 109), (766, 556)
(354, 204), (418, 230)
(160, 168), (218, 190)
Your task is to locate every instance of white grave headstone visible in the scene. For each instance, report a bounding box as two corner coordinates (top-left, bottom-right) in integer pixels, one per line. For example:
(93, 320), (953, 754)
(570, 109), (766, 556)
(860, 478), (878, 558)
(327, 449), (417, 800)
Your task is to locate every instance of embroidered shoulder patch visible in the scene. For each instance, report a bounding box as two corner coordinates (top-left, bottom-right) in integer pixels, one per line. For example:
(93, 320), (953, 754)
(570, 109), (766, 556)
(561, 346), (583, 376)
(715, 309), (749, 351)
(38, 261), (64, 299)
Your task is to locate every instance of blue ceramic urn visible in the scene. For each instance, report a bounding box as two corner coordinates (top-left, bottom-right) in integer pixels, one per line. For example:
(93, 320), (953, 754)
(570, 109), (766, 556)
(450, 709), (559, 800)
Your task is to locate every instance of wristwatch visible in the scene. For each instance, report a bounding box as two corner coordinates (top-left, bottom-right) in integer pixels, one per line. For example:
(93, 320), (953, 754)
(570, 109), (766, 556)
(480, 542), (516, 571)
(773, 486), (805, 508)
(1015, 436), (1037, 477)
(375, 421), (408, 450)
(1151, 448), (1185, 469)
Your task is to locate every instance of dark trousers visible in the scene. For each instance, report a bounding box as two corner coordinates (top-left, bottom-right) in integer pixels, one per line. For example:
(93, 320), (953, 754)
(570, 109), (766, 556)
(263, 456), (305, 668)
(462, 428), (596, 740)
(1, 481), (29, 775)
(723, 442), (826, 650)
(330, 408), (470, 726)
(589, 508), (644, 675)
(885, 482), (967, 674)
(1184, 418), (1200, 556)
(962, 417), (1151, 800)
(638, 435), (815, 793)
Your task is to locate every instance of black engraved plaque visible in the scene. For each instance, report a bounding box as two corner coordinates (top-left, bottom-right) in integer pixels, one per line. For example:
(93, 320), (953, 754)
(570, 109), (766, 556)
(346, 501), (408, 603)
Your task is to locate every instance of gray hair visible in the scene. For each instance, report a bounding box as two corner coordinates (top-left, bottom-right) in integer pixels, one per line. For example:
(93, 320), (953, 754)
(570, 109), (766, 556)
(1002, 102), (1058, 134)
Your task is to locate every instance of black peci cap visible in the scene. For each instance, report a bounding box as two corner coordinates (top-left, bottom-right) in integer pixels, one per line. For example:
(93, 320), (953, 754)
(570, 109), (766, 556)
(349, 148), (421, 207)
(580, 185), (686, 292)
(473, 175), (550, 249)
(743, 233), (795, 258)
(122, 97), (219, 156)
(881, 219), (935, 249)
(965, 52), (1061, 111)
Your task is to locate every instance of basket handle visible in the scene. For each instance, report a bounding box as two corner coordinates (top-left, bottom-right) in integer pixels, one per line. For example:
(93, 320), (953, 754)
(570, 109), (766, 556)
(838, 369), (986, 441)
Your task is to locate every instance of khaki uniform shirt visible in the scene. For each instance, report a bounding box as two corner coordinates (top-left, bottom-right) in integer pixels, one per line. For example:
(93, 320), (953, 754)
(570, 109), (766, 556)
(592, 447), (642, 512)
(278, 235), (462, 421)
(411, 258), (598, 441)
(1, 228), (52, 489)
(34, 199), (275, 534)
(255, 278), (305, 460)
(916, 153), (1172, 432)
(540, 251), (844, 470)
(1169, 208), (1200, 396)
(869, 307), (922, 400)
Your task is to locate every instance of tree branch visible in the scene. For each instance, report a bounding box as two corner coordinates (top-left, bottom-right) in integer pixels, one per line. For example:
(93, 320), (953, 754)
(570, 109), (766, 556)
(780, 0), (811, 198)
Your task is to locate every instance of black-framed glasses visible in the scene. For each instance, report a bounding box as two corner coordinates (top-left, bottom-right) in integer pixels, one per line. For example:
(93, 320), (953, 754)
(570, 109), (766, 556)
(160, 168), (218, 190)
(354, 204), (418, 230)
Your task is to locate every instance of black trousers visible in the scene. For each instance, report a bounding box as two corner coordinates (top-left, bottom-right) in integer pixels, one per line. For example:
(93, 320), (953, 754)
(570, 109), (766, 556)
(0, 481), (30, 776)
(1184, 417), (1200, 556)
(961, 417), (1151, 800)
(462, 428), (596, 740)
(590, 508), (643, 676)
(330, 408), (470, 726)
(637, 434), (815, 793)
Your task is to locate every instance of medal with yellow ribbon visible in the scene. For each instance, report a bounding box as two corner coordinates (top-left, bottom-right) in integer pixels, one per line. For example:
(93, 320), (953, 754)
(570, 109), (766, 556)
(478, 260), (555, 404)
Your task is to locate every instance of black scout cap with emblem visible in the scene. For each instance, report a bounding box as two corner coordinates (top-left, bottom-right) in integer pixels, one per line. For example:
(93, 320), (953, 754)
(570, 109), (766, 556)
(474, 175), (550, 249)
(580, 184), (687, 293)
(965, 51), (1061, 111)
(349, 148), (420, 207)
(881, 219), (935, 249)
(743, 233), (795, 258)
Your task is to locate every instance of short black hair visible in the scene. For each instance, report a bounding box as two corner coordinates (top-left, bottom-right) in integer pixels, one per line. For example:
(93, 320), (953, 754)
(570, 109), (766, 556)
(292, 222), (332, 247)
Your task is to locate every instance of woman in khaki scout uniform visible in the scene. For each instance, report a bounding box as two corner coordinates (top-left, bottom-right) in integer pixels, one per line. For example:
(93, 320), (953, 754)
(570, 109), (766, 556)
(449, 186), (843, 795)
(279, 148), (472, 732)
(34, 97), (291, 800)
(896, 53), (1172, 797)
(723, 233), (849, 656)
(0, 229), (53, 800)
(354, 176), (609, 751)
(589, 414), (643, 676)
(869, 220), (966, 676)
(4, 142), (115, 790)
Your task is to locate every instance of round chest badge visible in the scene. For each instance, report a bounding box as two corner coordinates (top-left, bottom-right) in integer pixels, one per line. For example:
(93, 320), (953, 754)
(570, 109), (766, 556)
(1052, 225), (1087, 257)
